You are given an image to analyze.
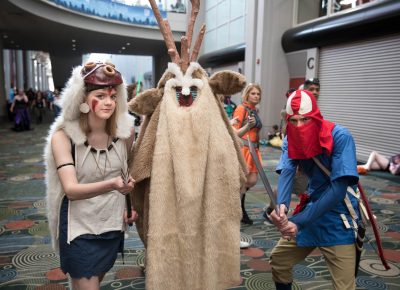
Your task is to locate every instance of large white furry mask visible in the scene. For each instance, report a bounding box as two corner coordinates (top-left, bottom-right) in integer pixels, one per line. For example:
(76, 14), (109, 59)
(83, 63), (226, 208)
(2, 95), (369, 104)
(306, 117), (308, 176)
(164, 62), (205, 107)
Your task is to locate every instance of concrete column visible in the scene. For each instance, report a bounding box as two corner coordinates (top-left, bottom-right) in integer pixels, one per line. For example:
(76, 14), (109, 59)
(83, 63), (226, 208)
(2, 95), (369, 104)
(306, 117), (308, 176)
(1, 44), (8, 119)
(26, 51), (34, 89)
(245, 0), (294, 137)
(244, 0), (258, 82)
(10, 50), (17, 88)
(16, 50), (24, 90)
(32, 59), (37, 90)
(37, 62), (42, 91)
(42, 65), (47, 91)
(153, 53), (170, 88)
(3, 50), (11, 100)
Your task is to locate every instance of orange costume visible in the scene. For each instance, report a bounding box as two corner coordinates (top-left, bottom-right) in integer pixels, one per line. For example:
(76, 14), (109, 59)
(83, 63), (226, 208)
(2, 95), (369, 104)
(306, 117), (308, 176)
(233, 102), (263, 173)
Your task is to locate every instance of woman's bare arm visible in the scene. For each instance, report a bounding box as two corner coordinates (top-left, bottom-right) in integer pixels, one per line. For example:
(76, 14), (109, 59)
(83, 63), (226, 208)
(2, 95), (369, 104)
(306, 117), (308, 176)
(52, 130), (133, 200)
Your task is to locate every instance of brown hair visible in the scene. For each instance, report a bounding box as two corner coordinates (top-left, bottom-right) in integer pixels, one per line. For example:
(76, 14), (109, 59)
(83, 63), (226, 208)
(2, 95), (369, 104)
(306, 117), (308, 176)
(242, 83), (262, 102)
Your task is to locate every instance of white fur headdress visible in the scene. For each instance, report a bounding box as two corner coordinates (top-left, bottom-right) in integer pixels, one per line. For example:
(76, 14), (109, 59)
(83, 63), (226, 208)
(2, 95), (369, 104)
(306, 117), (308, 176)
(55, 65), (133, 145)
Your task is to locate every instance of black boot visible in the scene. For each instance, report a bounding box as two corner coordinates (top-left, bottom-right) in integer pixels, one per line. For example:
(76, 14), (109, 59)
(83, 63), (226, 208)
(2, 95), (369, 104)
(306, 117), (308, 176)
(275, 282), (292, 290)
(241, 194), (253, 225)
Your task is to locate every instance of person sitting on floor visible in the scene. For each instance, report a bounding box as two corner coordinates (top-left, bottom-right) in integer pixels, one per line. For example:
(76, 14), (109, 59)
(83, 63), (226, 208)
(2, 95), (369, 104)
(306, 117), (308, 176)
(357, 151), (400, 175)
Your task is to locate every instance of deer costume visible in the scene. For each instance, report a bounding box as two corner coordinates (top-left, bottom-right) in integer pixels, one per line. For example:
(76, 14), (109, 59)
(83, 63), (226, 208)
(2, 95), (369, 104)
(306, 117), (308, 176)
(128, 1), (248, 289)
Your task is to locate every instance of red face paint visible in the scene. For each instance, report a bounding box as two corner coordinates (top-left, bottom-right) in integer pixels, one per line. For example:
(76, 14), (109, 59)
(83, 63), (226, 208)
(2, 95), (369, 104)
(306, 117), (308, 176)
(107, 87), (113, 95)
(91, 99), (99, 112)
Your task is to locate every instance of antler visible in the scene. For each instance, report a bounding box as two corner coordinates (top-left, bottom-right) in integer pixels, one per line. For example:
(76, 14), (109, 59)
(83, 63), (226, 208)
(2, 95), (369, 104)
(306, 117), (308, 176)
(180, 36), (190, 72)
(149, 0), (181, 64)
(190, 24), (206, 62)
(186, 0), (200, 50)
(149, 0), (206, 71)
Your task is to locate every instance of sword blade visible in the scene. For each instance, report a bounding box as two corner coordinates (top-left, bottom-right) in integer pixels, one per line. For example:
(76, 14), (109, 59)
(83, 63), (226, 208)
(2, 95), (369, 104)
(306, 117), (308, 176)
(247, 136), (279, 215)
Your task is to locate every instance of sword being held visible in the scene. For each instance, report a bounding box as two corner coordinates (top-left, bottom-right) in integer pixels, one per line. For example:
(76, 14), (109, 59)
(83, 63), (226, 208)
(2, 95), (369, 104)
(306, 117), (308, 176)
(121, 168), (133, 226)
(247, 136), (280, 217)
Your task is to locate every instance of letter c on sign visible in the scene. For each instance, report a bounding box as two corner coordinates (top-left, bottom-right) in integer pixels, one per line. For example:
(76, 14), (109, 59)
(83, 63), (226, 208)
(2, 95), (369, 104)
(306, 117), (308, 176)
(307, 57), (315, 70)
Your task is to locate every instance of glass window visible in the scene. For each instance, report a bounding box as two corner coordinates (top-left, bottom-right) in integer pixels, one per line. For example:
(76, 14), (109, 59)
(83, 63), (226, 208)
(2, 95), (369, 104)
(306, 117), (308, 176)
(217, 24), (229, 50)
(332, 0), (378, 13)
(297, 0), (380, 24)
(230, 0), (246, 19)
(229, 17), (245, 47)
(217, 0), (229, 26)
(204, 0), (246, 53)
(204, 30), (217, 54)
(297, 0), (327, 24)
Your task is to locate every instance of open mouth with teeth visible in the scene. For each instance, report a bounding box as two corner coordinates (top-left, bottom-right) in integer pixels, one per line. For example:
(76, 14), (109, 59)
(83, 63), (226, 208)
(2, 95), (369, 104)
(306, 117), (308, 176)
(176, 86), (198, 107)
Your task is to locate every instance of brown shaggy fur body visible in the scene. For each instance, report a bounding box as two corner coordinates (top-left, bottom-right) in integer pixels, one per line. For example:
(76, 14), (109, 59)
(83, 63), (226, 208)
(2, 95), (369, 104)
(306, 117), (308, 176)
(128, 67), (247, 289)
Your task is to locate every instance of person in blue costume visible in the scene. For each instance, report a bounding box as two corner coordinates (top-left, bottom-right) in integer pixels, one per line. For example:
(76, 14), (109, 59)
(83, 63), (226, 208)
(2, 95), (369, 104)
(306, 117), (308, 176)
(269, 89), (360, 290)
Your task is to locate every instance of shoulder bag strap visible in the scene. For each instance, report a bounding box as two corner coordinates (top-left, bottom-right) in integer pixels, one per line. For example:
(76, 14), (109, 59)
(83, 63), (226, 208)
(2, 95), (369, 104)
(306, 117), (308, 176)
(311, 157), (358, 222)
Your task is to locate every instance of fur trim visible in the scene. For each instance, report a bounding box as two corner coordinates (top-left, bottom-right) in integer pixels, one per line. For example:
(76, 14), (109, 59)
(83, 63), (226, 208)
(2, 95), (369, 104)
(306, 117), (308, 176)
(44, 117), (65, 253)
(209, 70), (246, 96)
(156, 71), (174, 89)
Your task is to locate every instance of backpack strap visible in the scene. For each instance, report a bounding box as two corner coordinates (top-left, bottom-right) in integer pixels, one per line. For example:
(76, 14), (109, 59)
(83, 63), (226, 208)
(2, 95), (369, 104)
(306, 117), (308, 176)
(311, 157), (359, 228)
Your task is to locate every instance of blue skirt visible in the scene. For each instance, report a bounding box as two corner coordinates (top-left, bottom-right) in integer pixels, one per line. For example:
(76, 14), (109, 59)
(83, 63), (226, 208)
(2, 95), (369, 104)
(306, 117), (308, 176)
(59, 197), (124, 279)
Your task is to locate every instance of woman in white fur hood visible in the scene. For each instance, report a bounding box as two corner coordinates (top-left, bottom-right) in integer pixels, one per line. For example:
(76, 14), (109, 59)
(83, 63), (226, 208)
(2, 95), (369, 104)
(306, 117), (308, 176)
(44, 61), (136, 289)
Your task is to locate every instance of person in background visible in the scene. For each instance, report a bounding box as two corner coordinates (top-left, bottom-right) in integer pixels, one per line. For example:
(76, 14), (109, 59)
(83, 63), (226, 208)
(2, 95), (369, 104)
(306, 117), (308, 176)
(32, 91), (46, 124)
(357, 151), (400, 175)
(127, 82), (143, 139)
(223, 95), (237, 119)
(45, 61), (137, 290)
(268, 124), (284, 148)
(7, 86), (17, 122)
(10, 88), (31, 131)
(279, 88), (296, 137)
(304, 78), (320, 100)
(232, 83), (263, 225)
(269, 89), (359, 290)
(53, 88), (62, 118)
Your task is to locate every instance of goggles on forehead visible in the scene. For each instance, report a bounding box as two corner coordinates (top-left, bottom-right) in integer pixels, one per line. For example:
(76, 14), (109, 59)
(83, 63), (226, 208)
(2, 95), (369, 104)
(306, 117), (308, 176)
(81, 61), (116, 78)
(81, 61), (123, 86)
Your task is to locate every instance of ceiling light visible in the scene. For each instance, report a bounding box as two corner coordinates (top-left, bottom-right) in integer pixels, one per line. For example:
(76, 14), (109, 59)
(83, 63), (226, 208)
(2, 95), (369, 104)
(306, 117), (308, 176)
(3, 35), (8, 39)
(72, 39), (76, 42)
(72, 44), (76, 47)
(122, 47), (126, 50)
(126, 42), (130, 46)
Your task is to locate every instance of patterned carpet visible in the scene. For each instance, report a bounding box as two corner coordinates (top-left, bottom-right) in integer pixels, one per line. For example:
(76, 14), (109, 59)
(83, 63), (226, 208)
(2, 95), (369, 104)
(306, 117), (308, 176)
(0, 119), (399, 290)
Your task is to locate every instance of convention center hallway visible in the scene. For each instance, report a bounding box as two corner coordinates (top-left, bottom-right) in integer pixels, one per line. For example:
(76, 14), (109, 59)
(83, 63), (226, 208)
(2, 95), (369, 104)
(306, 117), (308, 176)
(0, 121), (399, 289)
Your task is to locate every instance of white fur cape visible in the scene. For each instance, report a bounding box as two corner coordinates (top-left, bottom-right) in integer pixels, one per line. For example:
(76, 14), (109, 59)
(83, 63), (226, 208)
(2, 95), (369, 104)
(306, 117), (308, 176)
(44, 66), (133, 253)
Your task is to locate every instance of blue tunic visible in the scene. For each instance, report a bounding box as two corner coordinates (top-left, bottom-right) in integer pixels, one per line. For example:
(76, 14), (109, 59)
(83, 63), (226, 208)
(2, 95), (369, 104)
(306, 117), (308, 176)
(276, 125), (359, 247)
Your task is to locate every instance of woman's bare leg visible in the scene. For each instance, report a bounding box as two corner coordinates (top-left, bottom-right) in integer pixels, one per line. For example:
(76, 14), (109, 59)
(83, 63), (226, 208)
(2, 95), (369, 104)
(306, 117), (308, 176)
(72, 276), (101, 290)
(364, 151), (389, 171)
